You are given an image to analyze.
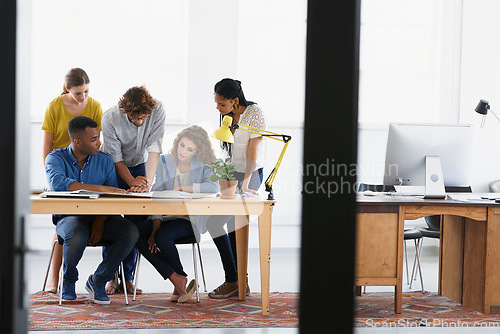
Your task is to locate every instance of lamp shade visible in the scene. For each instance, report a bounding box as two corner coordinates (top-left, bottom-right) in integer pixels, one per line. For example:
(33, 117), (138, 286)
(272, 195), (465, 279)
(475, 99), (490, 115)
(211, 115), (234, 143)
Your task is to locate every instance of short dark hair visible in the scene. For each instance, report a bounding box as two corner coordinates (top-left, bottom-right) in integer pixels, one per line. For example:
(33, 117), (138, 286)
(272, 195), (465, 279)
(68, 116), (98, 140)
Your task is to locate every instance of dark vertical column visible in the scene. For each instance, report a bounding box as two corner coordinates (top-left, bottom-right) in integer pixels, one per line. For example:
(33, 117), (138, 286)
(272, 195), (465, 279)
(0, 0), (28, 333)
(300, 0), (360, 333)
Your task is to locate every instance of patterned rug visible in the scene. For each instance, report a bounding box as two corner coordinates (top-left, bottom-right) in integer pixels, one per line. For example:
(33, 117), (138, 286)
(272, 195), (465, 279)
(29, 291), (298, 330)
(355, 292), (500, 328)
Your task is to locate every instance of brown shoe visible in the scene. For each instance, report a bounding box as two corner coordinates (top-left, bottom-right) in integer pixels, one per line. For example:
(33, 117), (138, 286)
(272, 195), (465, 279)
(208, 281), (239, 299)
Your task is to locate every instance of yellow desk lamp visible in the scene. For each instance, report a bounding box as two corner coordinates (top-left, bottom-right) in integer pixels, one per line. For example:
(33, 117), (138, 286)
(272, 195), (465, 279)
(211, 115), (292, 200)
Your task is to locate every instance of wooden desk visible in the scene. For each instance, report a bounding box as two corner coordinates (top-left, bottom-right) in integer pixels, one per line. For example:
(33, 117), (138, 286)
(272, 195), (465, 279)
(356, 195), (500, 314)
(31, 195), (275, 315)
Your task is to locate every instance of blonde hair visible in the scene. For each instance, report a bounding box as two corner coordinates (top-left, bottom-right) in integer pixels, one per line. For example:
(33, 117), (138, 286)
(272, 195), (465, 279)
(170, 125), (216, 165)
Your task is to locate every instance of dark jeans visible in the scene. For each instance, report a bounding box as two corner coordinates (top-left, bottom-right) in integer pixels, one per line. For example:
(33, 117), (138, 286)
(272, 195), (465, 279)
(206, 215), (237, 283)
(56, 215), (138, 286)
(102, 163), (147, 281)
(135, 218), (195, 279)
(208, 168), (263, 283)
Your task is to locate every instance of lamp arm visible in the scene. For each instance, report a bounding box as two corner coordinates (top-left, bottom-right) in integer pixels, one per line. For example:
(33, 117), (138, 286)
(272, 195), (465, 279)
(232, 123), (291, 143)
(491, 109), (500, 122)
(230, 122), (292, 200)
(264, 141), (290, 200)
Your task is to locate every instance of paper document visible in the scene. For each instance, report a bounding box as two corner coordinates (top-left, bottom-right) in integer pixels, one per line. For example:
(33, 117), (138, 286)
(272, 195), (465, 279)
(447, 194), (494, 203)
(151, 190), (217, 199)
(40, 190), (100, 199)
(39, 189), (218, 199)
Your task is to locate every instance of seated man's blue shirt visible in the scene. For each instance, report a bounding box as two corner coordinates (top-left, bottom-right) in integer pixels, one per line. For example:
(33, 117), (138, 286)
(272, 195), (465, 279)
(45, 146), (118, 191)
(45, 146), (118, 225)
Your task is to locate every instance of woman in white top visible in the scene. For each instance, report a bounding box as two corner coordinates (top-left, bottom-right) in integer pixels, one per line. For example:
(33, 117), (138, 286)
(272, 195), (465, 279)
(208, 78), (266, 298)
(213, 78), (266, 194)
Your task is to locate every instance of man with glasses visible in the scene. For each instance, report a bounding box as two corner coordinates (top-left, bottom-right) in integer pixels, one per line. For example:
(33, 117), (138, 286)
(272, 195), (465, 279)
(100, 85), (166, 295)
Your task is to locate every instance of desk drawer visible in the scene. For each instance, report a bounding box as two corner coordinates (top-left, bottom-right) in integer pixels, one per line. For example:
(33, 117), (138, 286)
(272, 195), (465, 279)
(355, 213), (399, 278)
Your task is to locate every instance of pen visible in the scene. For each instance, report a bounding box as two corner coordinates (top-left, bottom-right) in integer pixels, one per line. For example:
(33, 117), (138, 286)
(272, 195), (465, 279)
(146, 180), (153, 188)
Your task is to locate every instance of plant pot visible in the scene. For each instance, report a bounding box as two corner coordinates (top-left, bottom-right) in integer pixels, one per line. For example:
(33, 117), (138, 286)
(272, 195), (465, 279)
(219, 180), (238, 199)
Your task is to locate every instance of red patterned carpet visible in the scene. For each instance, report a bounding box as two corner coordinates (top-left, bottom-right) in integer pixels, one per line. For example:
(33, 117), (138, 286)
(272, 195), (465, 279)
(29, 291), (298, 330)
(355, 292), (500, 328)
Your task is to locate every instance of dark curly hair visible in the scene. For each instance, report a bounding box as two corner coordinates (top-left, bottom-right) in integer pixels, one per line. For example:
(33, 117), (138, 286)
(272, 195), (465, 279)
(214, 78), (256, 156)
(118, 86), (157, 116)
(169, 125), (216, 165)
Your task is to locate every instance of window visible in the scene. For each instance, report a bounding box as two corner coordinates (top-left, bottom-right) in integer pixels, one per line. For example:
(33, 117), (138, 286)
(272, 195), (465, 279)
(359, 0), (463, 124)
(30, 0), (188, 123)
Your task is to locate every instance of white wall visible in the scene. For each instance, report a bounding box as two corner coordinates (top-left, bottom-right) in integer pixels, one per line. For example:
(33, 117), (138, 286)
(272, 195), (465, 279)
(459, 0), (500, 191)
(357, 0), (500, 193)
(28, 1), (306, 250)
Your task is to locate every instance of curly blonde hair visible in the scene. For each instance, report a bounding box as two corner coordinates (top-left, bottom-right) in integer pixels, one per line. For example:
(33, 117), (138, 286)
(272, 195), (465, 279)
(170, 125), (217, 165)
(118, 86), (157, 116)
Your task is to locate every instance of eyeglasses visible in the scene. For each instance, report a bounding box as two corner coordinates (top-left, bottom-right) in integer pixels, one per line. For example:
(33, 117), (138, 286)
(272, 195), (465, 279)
(128, 114), (150, 122)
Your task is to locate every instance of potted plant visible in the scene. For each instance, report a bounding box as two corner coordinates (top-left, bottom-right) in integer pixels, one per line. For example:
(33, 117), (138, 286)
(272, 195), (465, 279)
(206, 158), (238, 199)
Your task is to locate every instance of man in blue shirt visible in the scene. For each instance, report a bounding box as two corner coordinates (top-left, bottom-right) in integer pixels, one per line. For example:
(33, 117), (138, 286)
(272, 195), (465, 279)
(45, 116), (139, 304)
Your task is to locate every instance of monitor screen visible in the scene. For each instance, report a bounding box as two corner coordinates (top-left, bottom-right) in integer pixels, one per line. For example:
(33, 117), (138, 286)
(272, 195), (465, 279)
(383, 123), (474, 187)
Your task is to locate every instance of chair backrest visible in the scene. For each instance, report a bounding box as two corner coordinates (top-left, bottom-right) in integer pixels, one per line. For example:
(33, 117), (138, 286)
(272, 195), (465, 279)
(424, 215), (440, 231)
(357, 183), (395, 193)
(489, 180), (500, 193)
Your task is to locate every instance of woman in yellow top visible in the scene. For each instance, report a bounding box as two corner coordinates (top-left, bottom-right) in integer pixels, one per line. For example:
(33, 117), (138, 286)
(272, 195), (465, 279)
(41, 68), (103, 293)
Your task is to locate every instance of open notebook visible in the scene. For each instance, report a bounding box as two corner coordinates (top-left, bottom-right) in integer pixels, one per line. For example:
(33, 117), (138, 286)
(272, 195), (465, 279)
(39, 190), (217, 199)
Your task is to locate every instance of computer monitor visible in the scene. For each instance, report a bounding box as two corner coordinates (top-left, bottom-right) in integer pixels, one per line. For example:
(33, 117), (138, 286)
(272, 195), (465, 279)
(383, 123), (474, 196)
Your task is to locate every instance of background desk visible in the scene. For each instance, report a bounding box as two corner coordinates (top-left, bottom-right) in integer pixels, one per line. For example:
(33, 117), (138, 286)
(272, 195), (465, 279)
(357, 195), (500, 314)
(31, 195), (275, 315)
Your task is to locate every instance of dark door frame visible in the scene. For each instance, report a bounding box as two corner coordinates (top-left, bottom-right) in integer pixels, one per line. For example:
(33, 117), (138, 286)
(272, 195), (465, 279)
(1, 0), (30, 333)
(300, 1), (360, 332)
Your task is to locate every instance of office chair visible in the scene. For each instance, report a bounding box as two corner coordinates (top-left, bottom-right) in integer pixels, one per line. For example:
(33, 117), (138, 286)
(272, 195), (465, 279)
(133, 235), (207, 302)
(489, 180), (500, 193)
(413, 186), (472, 283)
(42, 238), (130, 306)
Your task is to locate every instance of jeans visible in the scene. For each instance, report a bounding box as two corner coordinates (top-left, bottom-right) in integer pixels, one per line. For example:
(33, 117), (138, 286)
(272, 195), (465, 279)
(102, 163), (147, 280)
(206, 215), (237, 283)
(56, 215), (139, 286)
(208, 168), (263, 283)
(135, 218), (195, 279)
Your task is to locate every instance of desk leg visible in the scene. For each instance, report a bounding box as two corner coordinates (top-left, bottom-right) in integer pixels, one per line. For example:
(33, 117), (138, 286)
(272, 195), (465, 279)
(258, 205), (273, 315)
(235, 215), (249, 301)
(395, 207), (404, 314)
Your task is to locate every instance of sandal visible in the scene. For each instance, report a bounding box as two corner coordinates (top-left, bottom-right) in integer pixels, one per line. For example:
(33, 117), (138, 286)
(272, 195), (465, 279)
(44, 286), (58, 294)
(105, 279), (119, 295)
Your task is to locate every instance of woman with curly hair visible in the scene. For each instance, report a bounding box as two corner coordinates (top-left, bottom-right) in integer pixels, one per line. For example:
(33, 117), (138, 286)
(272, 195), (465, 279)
(134, 125), (223, 302)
